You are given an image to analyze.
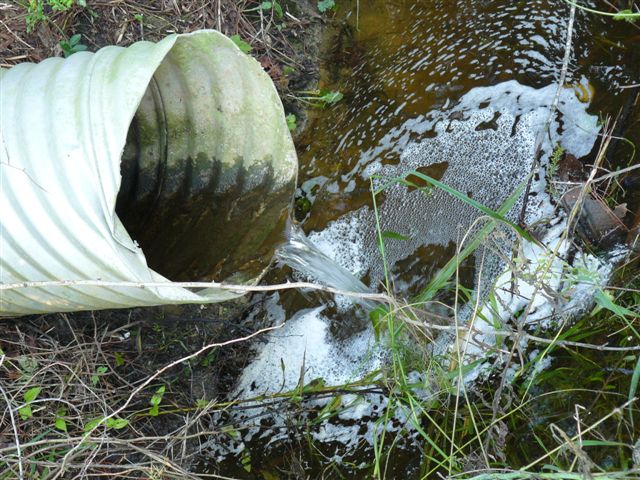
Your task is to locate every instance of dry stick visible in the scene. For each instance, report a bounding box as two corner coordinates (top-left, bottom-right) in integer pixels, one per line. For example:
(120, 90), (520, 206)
(451, 222), (492, 472)
(49, 325), (282, 480)
(0, 279), (391, 302)
(518, 2), (576, 225)
(592, 163), (640, 183)
(0, 356), (23, 480)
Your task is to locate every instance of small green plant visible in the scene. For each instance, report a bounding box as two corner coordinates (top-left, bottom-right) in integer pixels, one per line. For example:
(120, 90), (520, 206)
(563, 0), (639, 21)
(17, 356), (38, 378)
(547, 143), (564, 179)
(286, 113), (297, 132)
(230, 34), (252, 54)
(25, 0), (46, 32)
(90, 365), (108, 386)
(149, 385), (165, 416)
(293, 89), (344, 108)
(295, 195), (311, 217)
(240, 449), (252, 472)
(54, 408), (67, 432)
(18, 386), (41, 420)
(84, 416), (129, 432)
(60, 33), (88, 57)
(244, 1), (284, 19)
(614, 9), (638, 23)
(49, 0), (72, 10)
(23, 0), (86, 32)
(318, 0), (336, 13)
(261, 1), (284, 19)
(114, 351), (125, 367)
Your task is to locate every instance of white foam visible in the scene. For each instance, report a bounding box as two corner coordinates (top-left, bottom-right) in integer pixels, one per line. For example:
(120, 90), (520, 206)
(308, 213), (368, 279)
(454, 220), (622, 382)
(306, 80), (601, 297)
(234, 307), (384, 398)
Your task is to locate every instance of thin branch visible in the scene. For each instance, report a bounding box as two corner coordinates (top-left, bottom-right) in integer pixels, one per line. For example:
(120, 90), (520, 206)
(518, 2), (577, 224)
(0, 278), (392, 303)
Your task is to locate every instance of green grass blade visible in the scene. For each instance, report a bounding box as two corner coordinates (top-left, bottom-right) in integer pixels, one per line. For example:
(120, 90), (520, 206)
(414, 178), (528, 304)
(398, 170), (533, 241)
(629, 355), (640, 404)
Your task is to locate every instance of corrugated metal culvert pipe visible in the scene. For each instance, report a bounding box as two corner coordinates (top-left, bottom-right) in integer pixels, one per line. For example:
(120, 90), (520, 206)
(0, 30), (298, 316)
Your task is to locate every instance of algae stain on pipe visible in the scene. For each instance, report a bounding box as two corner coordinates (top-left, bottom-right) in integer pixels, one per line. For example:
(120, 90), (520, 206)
(0, 30), (297, 316)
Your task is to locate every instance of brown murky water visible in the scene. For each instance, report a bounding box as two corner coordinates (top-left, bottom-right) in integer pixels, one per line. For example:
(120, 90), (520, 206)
(296, 0), (639, 233)
(208, 1), (640, 477)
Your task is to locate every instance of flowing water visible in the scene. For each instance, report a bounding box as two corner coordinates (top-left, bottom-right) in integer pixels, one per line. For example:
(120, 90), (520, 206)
(276, 225), (375, 311)
(204, 1), (640, 476)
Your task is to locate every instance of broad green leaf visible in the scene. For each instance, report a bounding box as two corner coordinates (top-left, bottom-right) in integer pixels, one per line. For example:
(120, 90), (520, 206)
(241, 449), (252, 472)
(318, 0), (336, 13)
(230, 34), (252, 54)
(319, 90), (343, 105)
(150, 386), (165, 407)
(90, 366), (107, 386)
(24, 386), (41, 403)
(106, 418), (129, 429)
(19, 405), (33, 420)
(369, 305), (389, 341)
(55, 417), (67, 432)
(84, 418), (102, 432)
(114, 352), (125, 367)
(273, 1), (283, 18)
(594, 290), (637, 318)
(222, 425), (241, 440)
(286, 113), (297, 132)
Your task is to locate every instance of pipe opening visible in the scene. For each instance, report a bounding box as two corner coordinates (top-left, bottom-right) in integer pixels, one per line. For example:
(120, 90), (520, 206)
(115, 38), (295, 284)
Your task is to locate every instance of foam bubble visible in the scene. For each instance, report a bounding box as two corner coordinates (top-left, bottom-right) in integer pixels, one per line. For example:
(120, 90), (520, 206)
(234, 307), (385, 398)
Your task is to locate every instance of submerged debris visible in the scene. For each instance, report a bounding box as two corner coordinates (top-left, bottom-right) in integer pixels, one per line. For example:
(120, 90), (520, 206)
(561, 186), (628, 248)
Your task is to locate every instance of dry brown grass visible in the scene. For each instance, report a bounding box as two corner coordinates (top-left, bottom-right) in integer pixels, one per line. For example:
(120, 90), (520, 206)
(0, 301), (282, 479)
(0, 1), (322, 103)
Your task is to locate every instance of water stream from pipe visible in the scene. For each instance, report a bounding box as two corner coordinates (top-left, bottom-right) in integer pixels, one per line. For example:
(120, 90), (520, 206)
(275, 224), (377, 312)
